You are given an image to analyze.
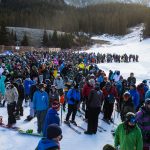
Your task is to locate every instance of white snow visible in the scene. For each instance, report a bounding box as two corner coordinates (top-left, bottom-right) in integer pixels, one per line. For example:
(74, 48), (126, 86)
(0, 24), (150, 150)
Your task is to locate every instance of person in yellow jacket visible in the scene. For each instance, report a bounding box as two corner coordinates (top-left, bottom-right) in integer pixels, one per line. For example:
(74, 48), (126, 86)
(78, 62), (85, 70)
(115, 112), (143, 150)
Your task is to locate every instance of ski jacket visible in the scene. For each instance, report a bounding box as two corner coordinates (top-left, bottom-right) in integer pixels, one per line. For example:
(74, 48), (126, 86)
(87, 89), (104, 108)
(49, 91), (59, 103)
(53, 78), (64, 90)
(102, 86), (118, 103)
(127, 77), (136, 86)
(129, 89), (140, 110)
(5, 87), (18, 104)
(33, 90), (49, 111)
(24, 78), (34, 95)
(82, 83), (93, 98)
(43, 108), (60, 137)
(16, 84), (24, 100)
(36, 138), (59, 150)
(136, 106), (150, 147)
(115, 123), (143, 150)
(67, 88), (80, 105)
(0, 75), (6, 96)
(137, 84), (145, 103)
(120, 98), (135, 121)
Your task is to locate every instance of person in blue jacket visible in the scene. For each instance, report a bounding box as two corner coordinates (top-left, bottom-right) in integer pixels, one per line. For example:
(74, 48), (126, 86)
(43, 101), (60, 137)
(33, 83), (49, 133)
(129, 84), (140, 112)
(65, 83), (80, 125)
(24, 75), (34, 107)
(36, 124), (62, 150)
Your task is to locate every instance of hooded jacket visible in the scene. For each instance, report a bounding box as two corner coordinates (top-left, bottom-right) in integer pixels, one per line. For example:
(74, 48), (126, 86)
(115, 123), (143, 150)
(43, 108), (60, 137)
(36, 138), (59, 150)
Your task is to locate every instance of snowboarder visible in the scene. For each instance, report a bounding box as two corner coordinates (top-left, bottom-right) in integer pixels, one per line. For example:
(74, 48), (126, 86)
(33, 83), (49, 134)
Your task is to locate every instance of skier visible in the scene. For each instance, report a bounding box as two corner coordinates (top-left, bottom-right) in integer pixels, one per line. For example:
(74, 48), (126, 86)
(102, 81), (118, 124)
(65, 83), (80, 125)
(49, 85), (59, 107)
(33, 83), (49, 134)
(84, 84), (103, 134)
(115, 112), (143, 150)
(136, 98), (150, 150)
(5, 83), (18, 127)
(129, 84), (140, 112)
(127, 72), (136, 86)
(43, 101), (60, 137)
(36, 124), (62, 150)
(120, 91), (135, 122)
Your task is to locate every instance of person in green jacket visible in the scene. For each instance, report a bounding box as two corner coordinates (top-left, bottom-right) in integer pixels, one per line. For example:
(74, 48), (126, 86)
(114, 112), (143, 150)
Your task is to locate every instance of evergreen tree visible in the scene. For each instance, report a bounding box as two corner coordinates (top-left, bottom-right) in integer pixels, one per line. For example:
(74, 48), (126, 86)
(21, 33), (29, 46)
(42, 30), (49, 47)
(0, 22), (9, 45)
(51, 30), (58, 47)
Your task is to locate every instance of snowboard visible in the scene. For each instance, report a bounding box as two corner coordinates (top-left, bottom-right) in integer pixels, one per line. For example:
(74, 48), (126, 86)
(18, 129), (43, 137)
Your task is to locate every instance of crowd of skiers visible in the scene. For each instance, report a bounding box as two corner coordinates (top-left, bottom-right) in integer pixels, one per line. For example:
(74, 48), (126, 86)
(0, 50), (149, 150)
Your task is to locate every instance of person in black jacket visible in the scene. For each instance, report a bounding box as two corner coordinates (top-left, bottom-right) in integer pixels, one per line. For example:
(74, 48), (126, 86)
(84, 84), (103, 135)
(15, 78), (25, 119)
(127, 72), (136, 86)
(120, 91), (135, 122)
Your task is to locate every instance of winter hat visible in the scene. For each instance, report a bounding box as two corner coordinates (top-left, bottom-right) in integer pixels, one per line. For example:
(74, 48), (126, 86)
(89, 79), (95, 87)
(52, 101), (60, 110)
(103, 144), (116, 150)
(142, 80), (147, 84)
(123, 91), (130, 98)
(47, 124), (62, 139)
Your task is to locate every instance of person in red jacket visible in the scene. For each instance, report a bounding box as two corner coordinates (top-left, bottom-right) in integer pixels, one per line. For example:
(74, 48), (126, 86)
(102, 81), (118, 124)
(82, 79), (95, 119)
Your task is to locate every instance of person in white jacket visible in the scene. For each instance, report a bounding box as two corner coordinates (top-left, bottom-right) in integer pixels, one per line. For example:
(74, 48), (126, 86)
(5, 83), (18, 127)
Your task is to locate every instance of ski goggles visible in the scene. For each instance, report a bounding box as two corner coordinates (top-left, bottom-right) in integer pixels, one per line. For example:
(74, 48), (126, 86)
(129, 117), (136, 124)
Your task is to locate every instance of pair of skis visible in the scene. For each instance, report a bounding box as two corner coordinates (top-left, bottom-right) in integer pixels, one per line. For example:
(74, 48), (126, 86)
(64, 121), (86, 134)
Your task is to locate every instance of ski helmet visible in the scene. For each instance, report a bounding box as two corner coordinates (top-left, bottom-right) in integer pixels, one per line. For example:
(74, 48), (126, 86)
(125, 112), (136, 124)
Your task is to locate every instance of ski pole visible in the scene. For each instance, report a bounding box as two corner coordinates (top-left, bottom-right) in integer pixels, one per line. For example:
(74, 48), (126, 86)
(61, 104), (63, 126)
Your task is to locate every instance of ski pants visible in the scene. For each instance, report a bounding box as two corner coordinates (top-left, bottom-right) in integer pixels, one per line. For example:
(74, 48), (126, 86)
(16, 98), (24, 116)
(7, 102), (16, 125)
(29, 101), (35, 117)
(87, 107), (100, 133)
(36, 110), (47, 133)
(66, 104), (77, 121)
(103, 100), (114, 120)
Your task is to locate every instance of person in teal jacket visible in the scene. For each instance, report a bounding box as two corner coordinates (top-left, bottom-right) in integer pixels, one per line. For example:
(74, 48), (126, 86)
(115, 112), (143, 150)
(0, 74), (6, 106)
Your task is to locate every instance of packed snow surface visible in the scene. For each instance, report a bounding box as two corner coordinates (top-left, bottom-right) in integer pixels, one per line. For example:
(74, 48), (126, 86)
(0, 24), (150, 150)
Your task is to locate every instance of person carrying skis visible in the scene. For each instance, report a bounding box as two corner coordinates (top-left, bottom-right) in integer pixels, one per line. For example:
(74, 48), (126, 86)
(65, 83), (80, 125)
(43, 101), (60, 137)
(115, 112), (143, 150)
(5, 82), (18, 127)
(136, 98), (150, 150)
(36, 124), (62, 150)
(33, 83), (49, 134)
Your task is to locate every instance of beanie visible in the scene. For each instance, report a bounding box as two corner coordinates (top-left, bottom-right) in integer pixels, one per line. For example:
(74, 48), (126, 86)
(47, 124), (62, 139)
(103, 144), (116, 150)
